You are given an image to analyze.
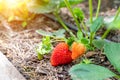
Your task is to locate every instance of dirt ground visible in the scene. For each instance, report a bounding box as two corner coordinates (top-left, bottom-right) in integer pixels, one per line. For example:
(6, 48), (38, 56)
(0, 1), (120, 80)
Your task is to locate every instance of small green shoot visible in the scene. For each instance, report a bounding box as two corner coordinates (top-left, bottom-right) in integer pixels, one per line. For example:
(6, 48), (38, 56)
(22, 21), (27, 28)
(73, 7), (85, 22)
(81, 58), (92, 64)
(36, 36), (53, 60)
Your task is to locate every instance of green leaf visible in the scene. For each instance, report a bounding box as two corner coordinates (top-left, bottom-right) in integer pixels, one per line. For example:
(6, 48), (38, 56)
(53, 29), (65, 38)
(36, 29), (65, 38)
(86, 44), (94, 51)
(90, 17), (103, 33)
(27, 0), (83, 13)
(36, 36), (53, 60)
(66, 37), (75, 46)
(69, 64), (116, 80)
(104, 42), (120, 73)
(109, 17), (120, 29)
(36, 29), (53, 37)
(82, 59), (92, 64)
(73, 7), (85, 21)
(77, 31), (83, 40)
(26, 0), (58, 13)
(93, 40), (106, 49)
(81, 38), (89, 44)
(59, 0), (83, 7)
(37, 52), (43, 60)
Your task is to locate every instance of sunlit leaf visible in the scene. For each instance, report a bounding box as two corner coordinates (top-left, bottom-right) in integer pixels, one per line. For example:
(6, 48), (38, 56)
(26, 0), (58, 13)
(26, 0), (84, 13)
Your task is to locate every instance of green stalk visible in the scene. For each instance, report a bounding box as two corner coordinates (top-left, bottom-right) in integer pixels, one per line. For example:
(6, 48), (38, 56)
(81, 21), (88, 38)
(90, 32), (94, 45)
(96, 0), (101, 18)
(64, 0), (82, 32)
(89, 0), (93, 23)
(113, 7), (120, 22)
(54, 11), (75, 38)
(115, 75), (120, 80)
(102, 7), (120, 39)
(101, 28), (111, 39)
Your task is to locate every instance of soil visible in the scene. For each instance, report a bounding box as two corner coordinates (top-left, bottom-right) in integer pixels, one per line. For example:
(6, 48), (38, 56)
(0, 1), (120, 80)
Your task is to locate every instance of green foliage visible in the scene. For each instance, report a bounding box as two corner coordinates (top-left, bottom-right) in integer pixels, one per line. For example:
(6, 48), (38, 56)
(81, 59), (92, 64)
(36, 29), (53, 37)
(104, 16), (120, 30)
(93, 40), (105, 49)
(69, 64), (116, 80)
(59, 0), (83, 7)
(109, 17), (120, 29)
(73, 7), (85, 22)
(36, 36), (53, 60)
(89, 17), (103, 45)
(90, 17), (103, 33)
(66, 37), (75, 46)
(36, 29), (65, 38)
(26, 0), (83, 14)
(104, 42), (120, 73)
(76, 31), (94, 50)
(69, 41), (120, 80)
(81, 38), (89, 44)
(77, 31), (83, 40)
(52, 29), (65, 38)
(26, 0), (58, 13)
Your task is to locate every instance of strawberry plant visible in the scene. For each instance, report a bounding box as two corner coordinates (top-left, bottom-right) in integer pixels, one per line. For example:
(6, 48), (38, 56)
(1, 0), (120, 80)
(35, 0), (120, 80)
(69, 41), (120, 80)
(36, 36), (53, 60)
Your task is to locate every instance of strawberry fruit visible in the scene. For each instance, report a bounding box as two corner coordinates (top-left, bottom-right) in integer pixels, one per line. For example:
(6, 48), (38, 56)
(71, 42), (86, 60)
(50, 42), (72, 66)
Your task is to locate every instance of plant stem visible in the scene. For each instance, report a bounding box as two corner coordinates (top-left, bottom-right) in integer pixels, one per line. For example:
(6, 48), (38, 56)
(115, 75), (120, 80)
(96, 0), (101, 18)
(102, 7), (120, 39)
(64, 0), (82, 32)
(113, 7), (120, 21)
(81, 21), (88, 38)
(101, 28), (111, 39)
(54, 11), (75, 38)
(90, 32), (94, 45)
(89, 0), (93, 23)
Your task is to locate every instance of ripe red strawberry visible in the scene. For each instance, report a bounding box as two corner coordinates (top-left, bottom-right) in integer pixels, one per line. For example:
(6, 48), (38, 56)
(50, 42), (72, 66)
